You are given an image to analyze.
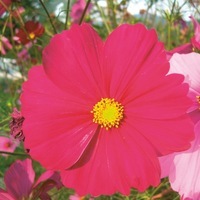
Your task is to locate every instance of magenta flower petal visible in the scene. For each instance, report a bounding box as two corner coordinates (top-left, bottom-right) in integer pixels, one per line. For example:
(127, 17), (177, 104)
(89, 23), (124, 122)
(33, 170), (62, 199)
(21, 66), (98, 169)
(102, 24), (169, 100)
(190, 16), (200, 50)
(0, 189), (15, 200)
(43, 24), (105, 100)
(61, 122), (160, 196)
(4, 159), (35, 199)
(21, 23), (194, 196)
(166, 43), (193, 60)
(34, 170), (61, 188)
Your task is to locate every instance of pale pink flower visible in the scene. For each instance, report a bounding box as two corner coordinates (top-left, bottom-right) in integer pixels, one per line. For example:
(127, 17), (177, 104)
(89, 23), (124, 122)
(21, 23), (194, 196)
(159, 52), (200, 200)
(0, 35), (12, 55)
(0, 159), (62, 200)
(69, 193), (93, 200)
(0, 136), (18, 156)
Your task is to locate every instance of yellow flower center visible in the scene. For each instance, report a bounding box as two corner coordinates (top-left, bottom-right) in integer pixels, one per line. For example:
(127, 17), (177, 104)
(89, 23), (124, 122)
(29, 32), (35, 40)
(91, 98), (124, 130)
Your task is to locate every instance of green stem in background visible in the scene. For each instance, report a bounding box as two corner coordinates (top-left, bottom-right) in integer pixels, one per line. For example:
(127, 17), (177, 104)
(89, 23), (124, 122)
(94, 1), (111, 34)
(167, 0), (177, 50)
(106, 0), (117, 29)
(79, 0), (91, 25)
(38, 0), (57, 34)
(150, 178), (168, 197)
(167, 21), (172, 49)
(64, 0), (71, 29)
(190, 0), (200, 15)
(0, 151), (30, 157)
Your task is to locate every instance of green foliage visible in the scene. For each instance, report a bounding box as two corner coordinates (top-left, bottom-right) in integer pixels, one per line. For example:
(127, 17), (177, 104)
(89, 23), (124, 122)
(0, 0), (199, 199)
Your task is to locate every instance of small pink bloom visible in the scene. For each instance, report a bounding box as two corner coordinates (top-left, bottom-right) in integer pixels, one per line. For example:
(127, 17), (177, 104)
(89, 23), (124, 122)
(69, 193), (93, 200)
(167, 16), (200, 59)
(17, 48), (30, 61)
(159, 52), (200, 200)
(0, 36), (12, 55)
(70, 0), (92, 23)
(0, 0), (11, 16)
(0, 159), (62, 200)
(9, 108), (25, 141)
(21, 23), (194, 196)
(11, 6), (25, 17)
(0, 136), (18, 156)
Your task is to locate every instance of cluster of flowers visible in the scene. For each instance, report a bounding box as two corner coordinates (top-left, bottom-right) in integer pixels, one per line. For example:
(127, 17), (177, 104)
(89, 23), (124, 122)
(1, 1), (200, 200)
(0, 0), (91, 59)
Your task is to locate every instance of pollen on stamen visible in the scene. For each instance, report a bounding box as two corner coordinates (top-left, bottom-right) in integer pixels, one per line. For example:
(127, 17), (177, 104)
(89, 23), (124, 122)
(91, 98), (124, 130)
(197, 96), (200, 108)
(29, 33), (35, 40)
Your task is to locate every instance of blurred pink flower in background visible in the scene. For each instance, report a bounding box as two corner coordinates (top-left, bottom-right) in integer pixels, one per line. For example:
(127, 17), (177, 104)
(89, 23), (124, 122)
(0, 159), (62, 200)
(159, 52), (200, 200)
(21, 23), (194, 196)
(190, 16), (200, 50)
(167, 16), (200, 59)
(17, 48), (30, 61)
(0, 0), (11, 16)
(70, 0), (92, 23)
(0, 35), (12, 55)
(0, 136), (19, 157)
(11, 6), (25, 17)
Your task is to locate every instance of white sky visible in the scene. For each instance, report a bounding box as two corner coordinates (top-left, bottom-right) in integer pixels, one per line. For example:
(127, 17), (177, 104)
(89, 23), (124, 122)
(127, 0), (194, 20)
(97, 0), (196, 21)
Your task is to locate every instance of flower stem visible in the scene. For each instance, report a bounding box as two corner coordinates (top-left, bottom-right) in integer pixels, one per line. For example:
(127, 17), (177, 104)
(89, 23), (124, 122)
(64, 0), (71, 29)
(38, 0), (57, 34)
(94, 1), (111, 34)
(79, 0), (91, 25)
(0, 151), (30, 157)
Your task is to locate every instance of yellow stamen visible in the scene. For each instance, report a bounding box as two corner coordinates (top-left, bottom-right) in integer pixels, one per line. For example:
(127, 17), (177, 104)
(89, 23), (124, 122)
(91, 98), (124, 130)
(197, 96), (200, 107)
(29, 32), (35, 40)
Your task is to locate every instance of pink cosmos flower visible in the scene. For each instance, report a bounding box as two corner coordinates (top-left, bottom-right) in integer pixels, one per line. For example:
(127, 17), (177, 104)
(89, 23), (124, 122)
(21, 23), (194, 196)
(0, 35), (12, 55)
(167, 16), (200, 59)
(0, 0), (11, 16)
(70, 0), (92, 23)
(0, 158), (62, 200)
(0, 136), (18, 156)
(159, 52), (200, 200)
